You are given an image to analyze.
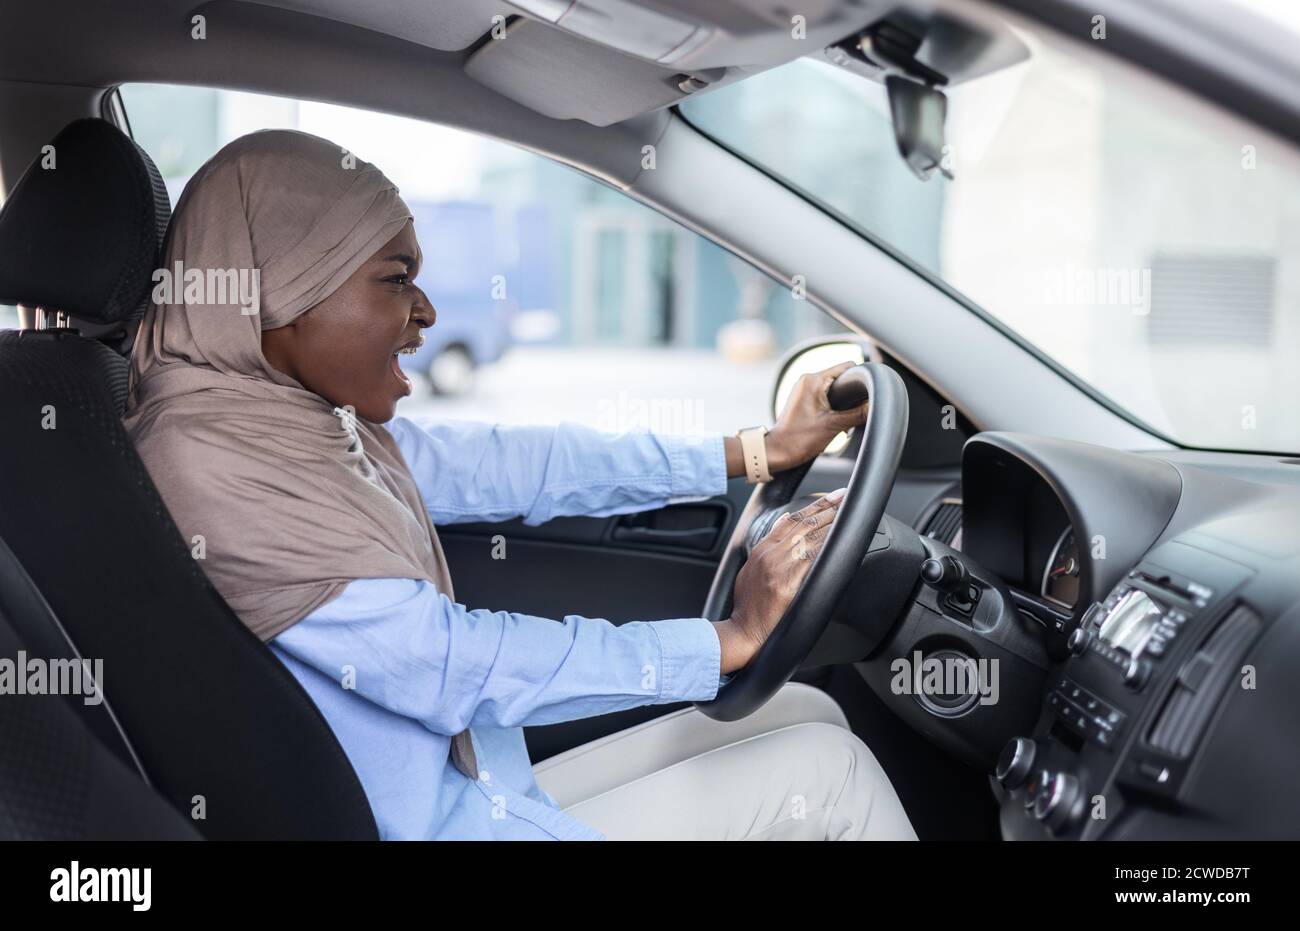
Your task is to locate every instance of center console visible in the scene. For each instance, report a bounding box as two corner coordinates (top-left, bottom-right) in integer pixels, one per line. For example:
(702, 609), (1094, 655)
(997, 539), (1257, 839)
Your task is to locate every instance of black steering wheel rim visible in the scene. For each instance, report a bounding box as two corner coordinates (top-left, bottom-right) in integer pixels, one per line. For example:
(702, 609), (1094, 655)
(695, 362), (909, 721)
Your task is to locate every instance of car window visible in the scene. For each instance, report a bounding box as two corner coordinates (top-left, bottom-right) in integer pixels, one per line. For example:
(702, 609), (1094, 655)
(680, 9), (1300, 454)
(119, 84), (850, 435)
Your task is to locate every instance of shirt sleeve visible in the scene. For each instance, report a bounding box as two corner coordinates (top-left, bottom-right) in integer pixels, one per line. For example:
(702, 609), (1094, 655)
(272, 577), (723, 732)
(387, 416), (727, 526)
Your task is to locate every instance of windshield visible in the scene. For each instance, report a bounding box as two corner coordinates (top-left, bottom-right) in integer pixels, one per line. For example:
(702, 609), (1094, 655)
(680, 9), (1300, 454)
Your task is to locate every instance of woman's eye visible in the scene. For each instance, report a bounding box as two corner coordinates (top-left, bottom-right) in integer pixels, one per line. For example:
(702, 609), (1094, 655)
(386, 274), (410, 288)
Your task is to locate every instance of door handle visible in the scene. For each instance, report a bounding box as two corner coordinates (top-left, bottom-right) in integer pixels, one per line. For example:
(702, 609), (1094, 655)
(609, 504), (728, 552)
(610, 525), (719, 550)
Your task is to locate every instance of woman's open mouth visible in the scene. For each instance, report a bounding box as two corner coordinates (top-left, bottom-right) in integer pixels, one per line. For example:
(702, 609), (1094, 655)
(389, 334), (423, 396)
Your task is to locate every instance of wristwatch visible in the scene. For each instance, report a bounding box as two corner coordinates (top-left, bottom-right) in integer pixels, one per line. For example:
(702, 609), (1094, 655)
(736, 425), (772, 484)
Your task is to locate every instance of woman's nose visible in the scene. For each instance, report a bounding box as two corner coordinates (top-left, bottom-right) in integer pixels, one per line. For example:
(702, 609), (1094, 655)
(411, 288), (436, 328)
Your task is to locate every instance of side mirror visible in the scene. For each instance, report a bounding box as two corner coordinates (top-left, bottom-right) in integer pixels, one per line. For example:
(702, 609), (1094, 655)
(772, 337), (872, 454)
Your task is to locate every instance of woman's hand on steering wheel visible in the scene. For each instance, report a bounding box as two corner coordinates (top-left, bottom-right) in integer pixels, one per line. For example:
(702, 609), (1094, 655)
(714, 488), (847, 673)
(765, 362), (872, 472)
(699, 362), (907, 721)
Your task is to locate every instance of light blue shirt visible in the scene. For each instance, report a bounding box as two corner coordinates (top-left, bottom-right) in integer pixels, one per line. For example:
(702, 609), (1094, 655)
(270, 416), (729, 840)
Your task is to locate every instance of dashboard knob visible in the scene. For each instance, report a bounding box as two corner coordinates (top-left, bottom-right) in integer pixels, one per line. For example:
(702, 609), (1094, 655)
(1024, 769), (1049, 810)
(1067, 628), (1093, 655)
(1123, 656), (1151, 690)
(921, 555), (968, 591)
(995, 738), (1035, 789)
(1032, 771), (1082, 833)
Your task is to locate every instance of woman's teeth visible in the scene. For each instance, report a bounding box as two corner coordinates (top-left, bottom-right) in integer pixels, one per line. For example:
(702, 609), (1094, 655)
(395, 335), (424, 355)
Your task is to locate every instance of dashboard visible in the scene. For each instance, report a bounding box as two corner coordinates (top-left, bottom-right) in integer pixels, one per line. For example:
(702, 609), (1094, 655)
(903, 432), (1300, 840)
(1041, 527), (1080, 609)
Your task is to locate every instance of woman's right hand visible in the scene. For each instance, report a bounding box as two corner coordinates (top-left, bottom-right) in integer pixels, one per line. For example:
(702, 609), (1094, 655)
(713, 488), (846, 674)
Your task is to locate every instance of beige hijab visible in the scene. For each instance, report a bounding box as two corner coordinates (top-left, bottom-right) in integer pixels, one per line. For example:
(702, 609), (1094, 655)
(124, 130), (476, 774)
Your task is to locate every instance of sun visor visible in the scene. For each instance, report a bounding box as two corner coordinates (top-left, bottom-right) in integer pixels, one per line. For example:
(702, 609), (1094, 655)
(464, 16), (708, 126)
(508, 0), (892, 71)
(237, 0), (507, 51)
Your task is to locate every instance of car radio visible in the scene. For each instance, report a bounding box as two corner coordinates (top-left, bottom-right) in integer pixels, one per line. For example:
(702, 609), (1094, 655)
(1000, 541), (1259, 840)
(1098, 589), (1169, 655)
(1003, 567), (1221, 830)
(1064, 568), (1211, 693)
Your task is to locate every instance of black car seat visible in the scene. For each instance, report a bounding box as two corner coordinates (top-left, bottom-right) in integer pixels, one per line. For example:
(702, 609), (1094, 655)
(0, 534), (200, 839)
(0, 118), (377, 839)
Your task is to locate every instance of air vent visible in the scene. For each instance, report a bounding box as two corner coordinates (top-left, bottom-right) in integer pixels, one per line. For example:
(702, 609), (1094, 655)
(1148, 603), (1262, 757)
(1147, 254), (1276, 347)
(920, 498), (962, 548)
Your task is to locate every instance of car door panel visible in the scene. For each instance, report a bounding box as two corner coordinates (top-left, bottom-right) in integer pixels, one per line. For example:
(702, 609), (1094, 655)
(439, 478), (751, 624)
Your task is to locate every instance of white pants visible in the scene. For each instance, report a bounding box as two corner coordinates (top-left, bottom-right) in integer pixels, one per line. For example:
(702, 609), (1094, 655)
(533, 682), (916, 840)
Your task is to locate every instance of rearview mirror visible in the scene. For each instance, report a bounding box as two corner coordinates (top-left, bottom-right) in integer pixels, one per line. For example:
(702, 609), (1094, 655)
(886, 76), (953, 182)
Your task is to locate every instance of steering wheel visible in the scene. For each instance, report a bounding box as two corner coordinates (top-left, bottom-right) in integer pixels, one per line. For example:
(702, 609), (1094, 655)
(695, 362), (909, 721)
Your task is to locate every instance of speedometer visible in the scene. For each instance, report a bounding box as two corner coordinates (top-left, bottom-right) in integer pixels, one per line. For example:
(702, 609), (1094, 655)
(1042, 527), (1081, 608)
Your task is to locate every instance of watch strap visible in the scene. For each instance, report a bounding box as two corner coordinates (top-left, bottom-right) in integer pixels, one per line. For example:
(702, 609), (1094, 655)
(737, 425), (772, 484)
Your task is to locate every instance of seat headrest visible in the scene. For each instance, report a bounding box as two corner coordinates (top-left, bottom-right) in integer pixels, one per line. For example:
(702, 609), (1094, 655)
(0, 118), (170, 326)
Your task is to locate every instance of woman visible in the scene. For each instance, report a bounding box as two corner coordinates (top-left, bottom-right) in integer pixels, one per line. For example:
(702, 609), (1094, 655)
(124, 130), (915, 841)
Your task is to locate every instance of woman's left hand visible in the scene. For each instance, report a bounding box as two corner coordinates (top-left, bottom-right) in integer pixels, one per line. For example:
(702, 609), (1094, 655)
(764, 362), (869, 472)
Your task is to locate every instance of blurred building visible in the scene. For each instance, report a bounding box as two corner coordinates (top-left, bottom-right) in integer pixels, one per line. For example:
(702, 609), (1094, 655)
(120, 83), (845, 360)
